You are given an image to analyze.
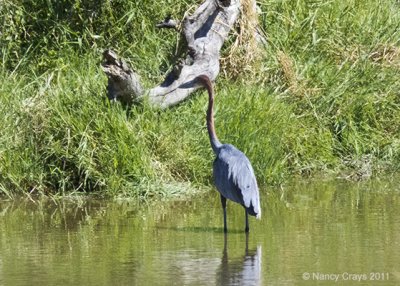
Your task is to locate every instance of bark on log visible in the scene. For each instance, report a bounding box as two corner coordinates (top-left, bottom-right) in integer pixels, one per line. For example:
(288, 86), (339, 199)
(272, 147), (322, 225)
(101, 0), (241, 108)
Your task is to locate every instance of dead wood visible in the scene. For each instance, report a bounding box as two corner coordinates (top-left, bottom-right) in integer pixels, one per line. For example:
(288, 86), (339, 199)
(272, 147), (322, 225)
(101, 0), (241, 108)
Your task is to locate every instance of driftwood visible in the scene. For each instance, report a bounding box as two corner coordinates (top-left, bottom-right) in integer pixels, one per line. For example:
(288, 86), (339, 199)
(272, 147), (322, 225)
(101, 0), (241, 108)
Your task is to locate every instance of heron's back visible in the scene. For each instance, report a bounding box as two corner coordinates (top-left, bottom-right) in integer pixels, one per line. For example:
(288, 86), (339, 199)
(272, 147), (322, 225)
(213, 144), (261, 218)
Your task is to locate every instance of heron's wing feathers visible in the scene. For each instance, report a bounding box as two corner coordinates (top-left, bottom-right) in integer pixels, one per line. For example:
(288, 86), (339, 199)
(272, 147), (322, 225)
(214, 145), (261, 217)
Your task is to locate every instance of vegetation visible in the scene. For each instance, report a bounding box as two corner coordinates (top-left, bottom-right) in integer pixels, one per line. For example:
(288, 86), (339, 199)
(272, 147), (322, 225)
(1, 0), (399, 198)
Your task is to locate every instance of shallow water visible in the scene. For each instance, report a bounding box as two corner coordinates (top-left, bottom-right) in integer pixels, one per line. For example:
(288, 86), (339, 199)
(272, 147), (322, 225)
(1, 179), (400, 285)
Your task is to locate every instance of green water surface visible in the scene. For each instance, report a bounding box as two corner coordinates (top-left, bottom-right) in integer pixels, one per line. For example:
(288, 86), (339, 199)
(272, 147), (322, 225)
(0, 179), (399, 285)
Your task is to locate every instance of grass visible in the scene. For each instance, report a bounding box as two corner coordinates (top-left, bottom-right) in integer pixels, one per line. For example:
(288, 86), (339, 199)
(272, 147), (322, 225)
(1, 0), (400, 198)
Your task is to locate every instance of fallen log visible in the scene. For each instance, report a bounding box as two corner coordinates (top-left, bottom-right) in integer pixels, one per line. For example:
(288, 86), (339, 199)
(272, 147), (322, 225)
(101, 0), (241, 108)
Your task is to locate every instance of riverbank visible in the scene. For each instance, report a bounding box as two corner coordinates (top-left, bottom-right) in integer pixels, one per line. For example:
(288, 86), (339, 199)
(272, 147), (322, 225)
(1, 0), (399, 198)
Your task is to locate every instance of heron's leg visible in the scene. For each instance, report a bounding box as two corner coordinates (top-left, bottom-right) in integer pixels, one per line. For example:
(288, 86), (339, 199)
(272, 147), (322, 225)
(245, 210), (249, 233)
(223, 232), (228, 256)
(220, 195), (227, 233)
(245, 231), (249, 254)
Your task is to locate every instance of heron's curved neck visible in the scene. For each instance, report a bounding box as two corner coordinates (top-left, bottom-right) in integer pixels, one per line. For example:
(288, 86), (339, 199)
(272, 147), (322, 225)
(201, 77), (222, 154)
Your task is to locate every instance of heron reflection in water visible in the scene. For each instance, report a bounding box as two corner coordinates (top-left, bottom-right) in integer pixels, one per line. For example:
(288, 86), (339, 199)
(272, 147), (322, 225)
(216, 234), (262, 286)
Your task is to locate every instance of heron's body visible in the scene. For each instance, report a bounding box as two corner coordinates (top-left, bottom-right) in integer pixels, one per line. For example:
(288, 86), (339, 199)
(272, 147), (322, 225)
(196, 75), (261, 233)
(213, 144), (260, 217)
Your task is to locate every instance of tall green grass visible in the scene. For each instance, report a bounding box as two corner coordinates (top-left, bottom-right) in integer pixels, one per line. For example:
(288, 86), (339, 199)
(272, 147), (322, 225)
(258, 0), (400, 171)
(1, 0), (399, 198)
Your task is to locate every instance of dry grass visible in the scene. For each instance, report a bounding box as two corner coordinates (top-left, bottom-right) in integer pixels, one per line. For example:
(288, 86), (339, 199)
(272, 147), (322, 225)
(277, 51), (298, 93)
(277, 51), (320, 97)
(334, 43), (400, 68)
(369, 44), (400, 67)
(221, 0), (265, 78)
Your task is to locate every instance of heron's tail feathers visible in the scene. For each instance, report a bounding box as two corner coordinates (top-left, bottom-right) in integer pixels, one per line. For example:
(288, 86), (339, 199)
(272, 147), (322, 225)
(246, 203), (261, 219)
(254, 206), (261, 219)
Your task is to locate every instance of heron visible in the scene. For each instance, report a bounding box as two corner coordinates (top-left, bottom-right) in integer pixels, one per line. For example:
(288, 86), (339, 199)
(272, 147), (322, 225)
(196, 75), (261, 233)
